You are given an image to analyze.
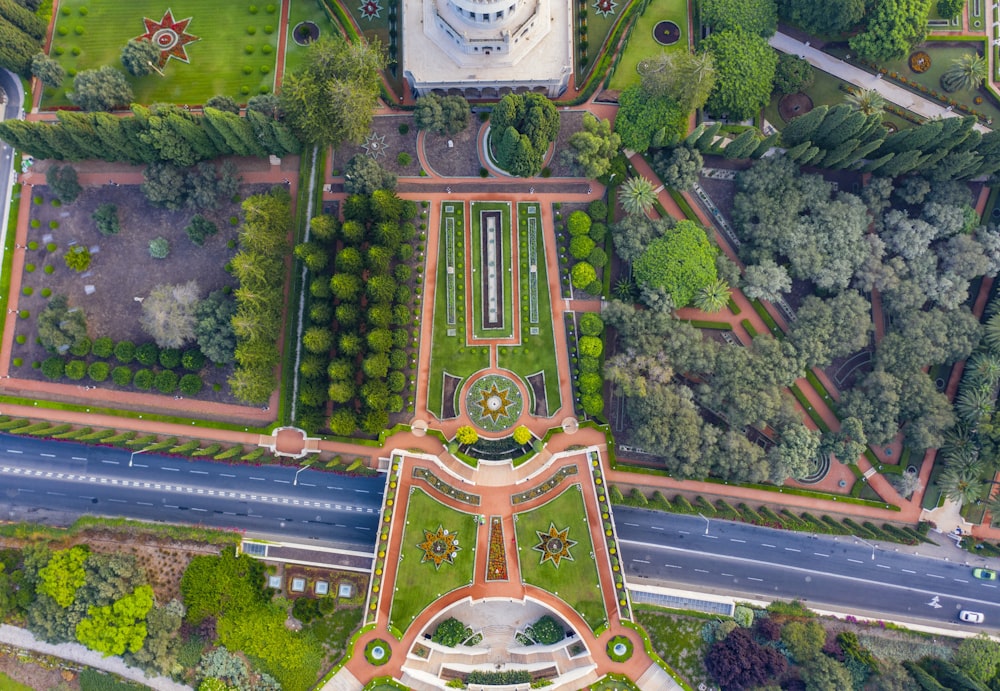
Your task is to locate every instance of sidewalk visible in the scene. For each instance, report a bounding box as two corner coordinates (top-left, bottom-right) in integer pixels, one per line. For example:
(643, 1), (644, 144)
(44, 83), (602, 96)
(769, 32), (991, 132)
(0, 623), (190, 691)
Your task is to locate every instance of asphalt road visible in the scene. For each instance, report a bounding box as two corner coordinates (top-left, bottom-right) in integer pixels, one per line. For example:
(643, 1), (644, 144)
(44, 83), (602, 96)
(0, 434), (386, 548)
(0, 68), (23, 258)
(616, 507), (1000, 631)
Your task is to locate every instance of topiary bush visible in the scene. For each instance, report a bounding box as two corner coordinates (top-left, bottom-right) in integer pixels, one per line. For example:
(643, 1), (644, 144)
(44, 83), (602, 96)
(111, 366), (133, 387)
(182, 349), (206, 371)
(578, 313), (604, 336)
(179, 374), (203, 396)
(41, 357), (64, 381)
(154, 370), (178, 394)
(159, 348), (182, 369)
(91, 337), (113, 358)
(571, 261), (597, 289)
(136, 342), (159, 366)
(578, 335), (603, 358)
(65, 359), (86, 380)
(114, 341), (135, 364)
(567, 210), (592, 236)
(569, 236), (595, 260)
(133, 369), (154, 390)
(87, 361), (109, 382)
(69, 337), (91, 357)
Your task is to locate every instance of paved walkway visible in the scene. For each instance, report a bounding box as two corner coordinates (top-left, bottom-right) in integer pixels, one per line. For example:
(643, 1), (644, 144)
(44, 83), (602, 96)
(769, 32), (991, 132)
(0, 623), (190, 691)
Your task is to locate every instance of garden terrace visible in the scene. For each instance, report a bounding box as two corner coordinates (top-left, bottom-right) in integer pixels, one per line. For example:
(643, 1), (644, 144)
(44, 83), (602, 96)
(514, 484), (607, 631)
(45, 0), (280, 107)
(607, 0), (689, 91)
(389, 488), (479, 633)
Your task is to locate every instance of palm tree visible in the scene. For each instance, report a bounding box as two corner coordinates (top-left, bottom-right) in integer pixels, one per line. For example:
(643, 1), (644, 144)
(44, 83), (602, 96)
(986, 489), (1000, 526)
(966, 351), (1000, 389)
(620, 176), (657, 216)
(985, 313), (1000, 352)
(941, 424), (979, 465)
(692, 278), (731, 313)
(956, 385), (995, 424)
(845, 88), (885, 117)
(939, 462), (988, 505)
(942, 53), (987, 93)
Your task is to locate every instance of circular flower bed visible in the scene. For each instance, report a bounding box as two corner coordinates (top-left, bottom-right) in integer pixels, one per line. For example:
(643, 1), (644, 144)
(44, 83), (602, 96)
(652, 20), (680, 46)
(365, 638), (391, 665)
(466, 374), (523, 432)
(909, 51), (931, 73)
(607, 635), (633, 662)
(292, 21), (319, 46)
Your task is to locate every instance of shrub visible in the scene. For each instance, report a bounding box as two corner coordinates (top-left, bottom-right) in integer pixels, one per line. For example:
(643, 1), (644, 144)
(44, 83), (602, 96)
(15, 335), (25, 345)
(87, 361), (110, 382)
(588, 200), (608, 220)
(41, 357), (64, 381)
(24, 264), (34, 273)
(91, 337), (113, 358)
(567, 211), (592, 236)
(588, 247), (608, 268)
(578, 313), (604, 336)
(91, 203), (120, 236)
(154, 370), (178, 394)
(569, 235), (595, 260)
(114, 341), (135, 363)
(22, 287), (32, 296)
(588, 221), (607, 243)
(149, 237), (170, 259)
(179, 374), (203, 396)
(182, 349), (206, 371)
(44, 266), (54, 274)
(582, 393), (604, 416)
(159, 348), (182, 369)
(69, 337), (91, 357)
(513, 425), (532, 445)
(65, 360), (86, 380)
(571, 262), (597, 289)
(136, 342), (159, 366)
(185, 216), (218, 246)
(578, 335), (603, 358)
(111, 366), (132, 386)
(397, 152), (412, 166)
(578, 372), (603, 394)
(133, 369), (154, 390)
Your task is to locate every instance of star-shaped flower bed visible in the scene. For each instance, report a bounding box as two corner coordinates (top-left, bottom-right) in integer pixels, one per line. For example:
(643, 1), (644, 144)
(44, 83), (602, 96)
(359, 0), (383, 20)
(533, 523), (577, 568)
(593, 0), (618, 17)
(137, 9), (199, 66)
(466, 374), (523, 432)
(418, 525), (461, 569)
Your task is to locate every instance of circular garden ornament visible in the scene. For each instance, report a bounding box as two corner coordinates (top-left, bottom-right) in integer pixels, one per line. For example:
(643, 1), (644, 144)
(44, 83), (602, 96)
(466, 374), (523, 432)
(418, 525), (461, 569)
(533, 523), (577, 568)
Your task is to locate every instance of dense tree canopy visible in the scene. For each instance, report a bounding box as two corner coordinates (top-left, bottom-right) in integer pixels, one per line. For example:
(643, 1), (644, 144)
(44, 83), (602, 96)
(848, 0), (931, 62)
(69, 67), (134, 112)
(490, 93), (560, 177)
(777, 0), (865, 35)
(633, 220), (717, 308)
(703, 29), (778, 121)
(701, 0), (777, 36)
(414, 93), (470, 135)
(567, 113), (621, 179)
(614, 84), (686, 153)
(279, 36), (387, 147)
(637, 50), (716, 112)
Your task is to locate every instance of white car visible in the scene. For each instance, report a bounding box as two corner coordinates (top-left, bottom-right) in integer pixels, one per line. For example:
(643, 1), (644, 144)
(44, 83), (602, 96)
(960, 610), (985, 624)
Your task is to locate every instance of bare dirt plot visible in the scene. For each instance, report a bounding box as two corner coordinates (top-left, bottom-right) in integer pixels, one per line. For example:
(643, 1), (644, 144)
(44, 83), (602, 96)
(423, 121), (484, 178)
(10, 183), (271, 404)
(334, 114), (420, 178)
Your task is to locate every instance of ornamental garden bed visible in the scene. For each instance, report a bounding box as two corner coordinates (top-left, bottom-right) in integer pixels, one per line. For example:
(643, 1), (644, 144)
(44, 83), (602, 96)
(45, 0), (280, 107)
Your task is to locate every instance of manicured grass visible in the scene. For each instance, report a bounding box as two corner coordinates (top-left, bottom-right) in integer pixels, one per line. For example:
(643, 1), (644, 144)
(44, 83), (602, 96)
(426, 202), (490, 418)
(498, 203), (561, 414)
(634, 607), (711, 689)
(470, 202), (514, 340)
(576, 1), (619, 84)
(0, 673), (33, 691)
(45, 0), (279, 107)
(285, 0), (341, 75)
(607, 0), (688, 91)
(341, 0), (403, 93)
(514, 484), (607, 632)
(389, 489), (479, 633)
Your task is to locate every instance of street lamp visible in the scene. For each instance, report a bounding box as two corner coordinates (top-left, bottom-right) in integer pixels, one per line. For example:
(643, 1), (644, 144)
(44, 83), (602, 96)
(698, 512), (710, 535)
(293, 462), (313, 486)
(129, 446), (154, 467)
(854, 537), (876, 560)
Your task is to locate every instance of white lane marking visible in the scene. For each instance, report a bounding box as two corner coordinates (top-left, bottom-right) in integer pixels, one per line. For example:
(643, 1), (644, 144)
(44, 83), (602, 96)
(250, 477), (266, 481)
(721, 573), (734, 577)
(165, 505), (179, 509)
(927, 573), (945, 579)
(101, 460), (119, 465)
(162, 467), (179, 472)
(665, 564), (681, 569)
(355, 489), (370, 493)
(274, 479), (290, 484)
(45, 491), (65, 496)
(902, 569), (916, 574)
(848, 558), (864, 564)
(632, 559), (650, 564)
(72, 456), (86, 461)
(730, 539), (746, 543)
(703, 535), (718, 539)
(877, 564), (891, 569)
(981, 584), (997, 588)
(40, 453), (55, 458)
(813, 553), (829, 557)
(5, 450), (21, 454)
(133, 463), (148, 468)
(624, 522), (639, 527)
(136, 502), (153, 506)
(190, 470), (208, 475)
(762, 543), (776, 548)
(220, 473), (236, 478)
(190, 508), (206, 512)
(694, 568), (709, 573)
(747, 577), (763, 582)
(651, 525), (664, 530)
(678, 530), (690, 534)
(785, 548), (801, 552)
(107, 498), (126, 503)
(954, 578), (969, 583)
(328, 486), (342, 490)
(299, 482), (316, 487)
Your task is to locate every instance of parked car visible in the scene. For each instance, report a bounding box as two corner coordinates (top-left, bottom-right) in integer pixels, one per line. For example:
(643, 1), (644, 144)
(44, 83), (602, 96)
(960, 610), (985, 624)
(973, 568), (998, 581)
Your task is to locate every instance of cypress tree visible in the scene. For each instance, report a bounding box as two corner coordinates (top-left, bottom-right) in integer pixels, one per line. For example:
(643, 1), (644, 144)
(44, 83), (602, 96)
(810, 103), (851, 148)
(121, 108), (159, 163)
(246, 109), (280, 153)
(815, 109), (867, 150)
(271, 121), (301, 156)
(204, 107), (265, 157)
(723, 129), (759, 159)
(0, 0), (46, 39)
(919, 658), (987, 691)
(876, 148), (924, 177)
(780, 104), (828, 148)
(90, 112), (136, 163)
(0, 18), (40, 74)
(684, 123), (707, 147)
(784, 140), (812, 161)
(902, 661), (948, 691)
(861, 152), (895, 173)
(199, 108), (232, 155)
(840, 138), (885, 169)
(750, 132), (779, 158)
(56, 111), (110, 160)
(801, 147), (825, 166)
(37, 123), (87, 160)
(819, 138), (861, 169)
(695, 122), (723, 151)
(0, 119), (57, 159)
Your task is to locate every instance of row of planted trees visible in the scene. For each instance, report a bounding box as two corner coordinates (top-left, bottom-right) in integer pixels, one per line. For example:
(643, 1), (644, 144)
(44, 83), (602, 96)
(294, 190), (421, 436)
(227, 186), (292, 404)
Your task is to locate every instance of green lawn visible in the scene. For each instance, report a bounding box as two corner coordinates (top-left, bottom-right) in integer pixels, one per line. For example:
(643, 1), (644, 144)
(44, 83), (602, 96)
(470, 202), (515, 340)
(826, 42), (1000, 124)
(608, 0), (689, 91)
(634, 607), (710, 689)
(285, 0), (341, 75)
(0, 673), (32, 691)
(426, 202), (490, 419)
(389, 489), (479, 633)
(341, 0), (403, 93)
(45, 0), (279, 107)
(514, 484), (607, 632)
(497, 202), (561, 416)
(575, 0), (620, 84)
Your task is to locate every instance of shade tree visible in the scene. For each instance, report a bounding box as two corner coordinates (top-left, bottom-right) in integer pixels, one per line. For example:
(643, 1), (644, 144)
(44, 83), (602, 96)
(848, 0), (931, 61)
(614, 84), (685, 153)
(703, 29), (778, 121)
(700, 0), (777, 36)
(414, 93), (471, 135)
(31, 52), (64, 88)
(633, 220), (717, 309)
(69, 67), (133, 112)
(120, 39), (162, 77)
(637, 50), (716, 112)
(490, 92), (560, 177)
(567, 114), (621, 179)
